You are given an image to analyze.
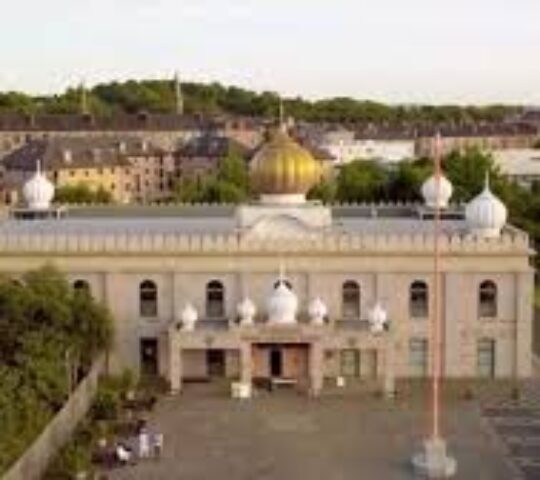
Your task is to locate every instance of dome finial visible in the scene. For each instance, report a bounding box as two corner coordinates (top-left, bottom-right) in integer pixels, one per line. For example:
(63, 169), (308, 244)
(484, 170), (490, 191)
(23, 159), (55, 210)
(278, 97), (286, 132)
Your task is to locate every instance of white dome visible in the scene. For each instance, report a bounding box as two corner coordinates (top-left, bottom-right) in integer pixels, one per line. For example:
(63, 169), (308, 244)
(368, 302), (389, 334)
(421, 173), (453, 209)
(308, 297), (327, 325)
(237, 297), (256, 325)
(181, 303), (198, 331)
(23, 161), (54, 210)
(267, 280), (298, 325)
(465, 176), (507, 238)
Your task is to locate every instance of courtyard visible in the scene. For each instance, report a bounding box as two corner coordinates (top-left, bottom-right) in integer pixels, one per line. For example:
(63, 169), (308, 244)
(107, 383), (520, 480)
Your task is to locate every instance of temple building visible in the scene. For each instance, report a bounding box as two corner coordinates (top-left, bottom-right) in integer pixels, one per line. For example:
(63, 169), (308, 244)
(0, 126), (535, 397)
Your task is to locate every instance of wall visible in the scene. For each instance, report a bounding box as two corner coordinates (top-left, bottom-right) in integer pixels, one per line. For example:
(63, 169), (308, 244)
(3, 356), (105, 480)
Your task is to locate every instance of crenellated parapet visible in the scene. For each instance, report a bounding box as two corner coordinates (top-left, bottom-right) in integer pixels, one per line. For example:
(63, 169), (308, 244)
(0, 227), (531, 256)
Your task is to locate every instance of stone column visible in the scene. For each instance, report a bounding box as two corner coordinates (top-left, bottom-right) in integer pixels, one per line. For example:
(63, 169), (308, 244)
(168, 331), (182, 394)
(515, 272), (534, 378)
(240, 342), (252, 385)
(383, 340), (396, 398)
(309, 342), (324, 397)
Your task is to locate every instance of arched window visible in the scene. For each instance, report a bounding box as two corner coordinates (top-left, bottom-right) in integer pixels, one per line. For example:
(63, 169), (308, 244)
(342, 280), (360, 319)
(410, 281), (428, 318)
(479, 280), (497, 318)
(140, 280), (157, 317)
(206, 280), (225, 318)
(73, 279), (91, 297)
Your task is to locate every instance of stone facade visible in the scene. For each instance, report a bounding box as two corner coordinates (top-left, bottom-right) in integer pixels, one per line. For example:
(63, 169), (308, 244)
(0, 203), (534, 397)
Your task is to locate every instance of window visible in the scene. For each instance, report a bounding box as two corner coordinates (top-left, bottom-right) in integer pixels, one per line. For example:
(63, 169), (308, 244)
(206, 280), (224, 318)
(340, 349), (359, 377)
(409, 338), (428, 377)
(479, 280), (497, 318)
(139, 280), (157, 317)
(410, 281), (428, 318)
(342, 280), (360, 319)
(73, 279), (91, 297)
(477, 338), (495, 378)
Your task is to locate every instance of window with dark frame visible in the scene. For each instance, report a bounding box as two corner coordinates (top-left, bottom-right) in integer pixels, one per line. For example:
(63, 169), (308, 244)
(140, 280), (158, 317)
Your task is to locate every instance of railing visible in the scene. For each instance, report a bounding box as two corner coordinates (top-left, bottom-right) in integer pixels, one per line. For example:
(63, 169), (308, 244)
(195, 318), (230, 330)
(334, 319), (371, 331)
(188, 316), (371, 331)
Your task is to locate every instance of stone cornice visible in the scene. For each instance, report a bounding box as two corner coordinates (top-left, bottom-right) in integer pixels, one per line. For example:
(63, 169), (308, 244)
(0, 230), (532, 257)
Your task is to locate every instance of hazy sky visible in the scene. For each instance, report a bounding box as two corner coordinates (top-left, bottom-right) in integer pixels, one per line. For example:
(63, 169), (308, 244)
(1, 0), (539, 104)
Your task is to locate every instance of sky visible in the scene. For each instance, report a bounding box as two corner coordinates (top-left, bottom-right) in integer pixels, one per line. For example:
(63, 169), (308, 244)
(1, 0), (539, 105)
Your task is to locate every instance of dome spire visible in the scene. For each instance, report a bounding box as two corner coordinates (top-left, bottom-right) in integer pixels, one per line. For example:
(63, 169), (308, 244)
(465, 171), (507, 238)
(23, 159), (55, 210)
(421, 133), (453, 210)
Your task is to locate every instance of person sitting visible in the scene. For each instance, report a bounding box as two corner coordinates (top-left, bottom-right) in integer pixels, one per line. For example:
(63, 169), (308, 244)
(116, 443), (132, 465)
(138, 428), (151, 458)
(152, 432), (164, 458)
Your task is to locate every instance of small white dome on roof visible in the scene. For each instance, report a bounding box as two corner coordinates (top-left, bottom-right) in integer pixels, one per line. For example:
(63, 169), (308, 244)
(23, 160), (54, 210)
(267, 280), (298, 325)
(421, 172), (453, 209)
(308, 297), (327, 325)
(181, 303), (198, 331)
(465, 174), (507, 238)
(368, 302), (389, 334)
(237, 297), (256, 325)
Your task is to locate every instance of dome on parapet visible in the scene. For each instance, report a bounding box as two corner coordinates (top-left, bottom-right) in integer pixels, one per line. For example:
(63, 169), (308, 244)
(181, 303), (198, 330)
(237, 297), (256, 325)
(267, 280), (298, 325)
(421, 172), (453, 209)
(308, 297), (327, 325)
(250, 127), (321, 202)
(465, 174), (507, 238)
(368, 302), (389, 334)
(23, 160), (54, 210)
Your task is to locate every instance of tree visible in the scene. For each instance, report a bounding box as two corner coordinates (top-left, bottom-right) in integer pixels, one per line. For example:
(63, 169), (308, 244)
(335, 160), (389, 203)
(0, 266), (114, 473)
(387, 160), (431, 202)
(307, 178), (337, 204)
(442, 148), (500, 202)
(54, 183), (112, 204)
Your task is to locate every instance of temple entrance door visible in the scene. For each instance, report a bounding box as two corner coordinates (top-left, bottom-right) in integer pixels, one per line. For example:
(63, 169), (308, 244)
(207, 349), (226, 378)
(270, 347), (283, 377)
(140, 338), (158, 376)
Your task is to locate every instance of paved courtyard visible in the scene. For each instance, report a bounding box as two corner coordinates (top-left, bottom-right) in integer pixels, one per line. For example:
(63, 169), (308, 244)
(108, 384), (519, 480)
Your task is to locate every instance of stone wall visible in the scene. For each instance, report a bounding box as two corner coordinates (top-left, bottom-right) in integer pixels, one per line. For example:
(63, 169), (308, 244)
(3, 356), (105, 480)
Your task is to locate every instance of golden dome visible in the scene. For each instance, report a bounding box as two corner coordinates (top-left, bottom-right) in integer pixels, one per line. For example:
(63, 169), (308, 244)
(250, 128), (322, 196)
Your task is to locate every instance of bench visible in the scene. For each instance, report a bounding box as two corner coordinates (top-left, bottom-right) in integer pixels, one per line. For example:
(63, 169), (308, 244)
(270, 378), (297, 390)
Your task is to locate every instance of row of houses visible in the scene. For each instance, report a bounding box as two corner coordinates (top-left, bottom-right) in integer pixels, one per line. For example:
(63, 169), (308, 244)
(0, 113), (538, 204)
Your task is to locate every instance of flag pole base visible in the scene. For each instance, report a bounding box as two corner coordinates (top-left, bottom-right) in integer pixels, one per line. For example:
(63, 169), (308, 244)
(411, 437), (457, 478)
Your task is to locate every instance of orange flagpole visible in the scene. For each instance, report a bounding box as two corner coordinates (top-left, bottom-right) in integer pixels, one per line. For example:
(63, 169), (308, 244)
(432, 132), (442, 440)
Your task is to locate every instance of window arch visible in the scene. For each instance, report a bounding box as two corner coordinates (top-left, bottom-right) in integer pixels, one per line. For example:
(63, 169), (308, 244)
(342, 280), (360, 319)
(73, 279), (91, 297)
(206, 280), (225, 318)
(410, 280), (428, 318)
(139, 280), (158, 317)
(479, 280), (497, 318)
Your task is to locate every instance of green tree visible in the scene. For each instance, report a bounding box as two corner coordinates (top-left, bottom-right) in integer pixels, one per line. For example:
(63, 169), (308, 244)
(307, 178), (337, 204)
(0, 266), (114, 473)
(335, 160), (389, 203)
(54, 183), (112, 204)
